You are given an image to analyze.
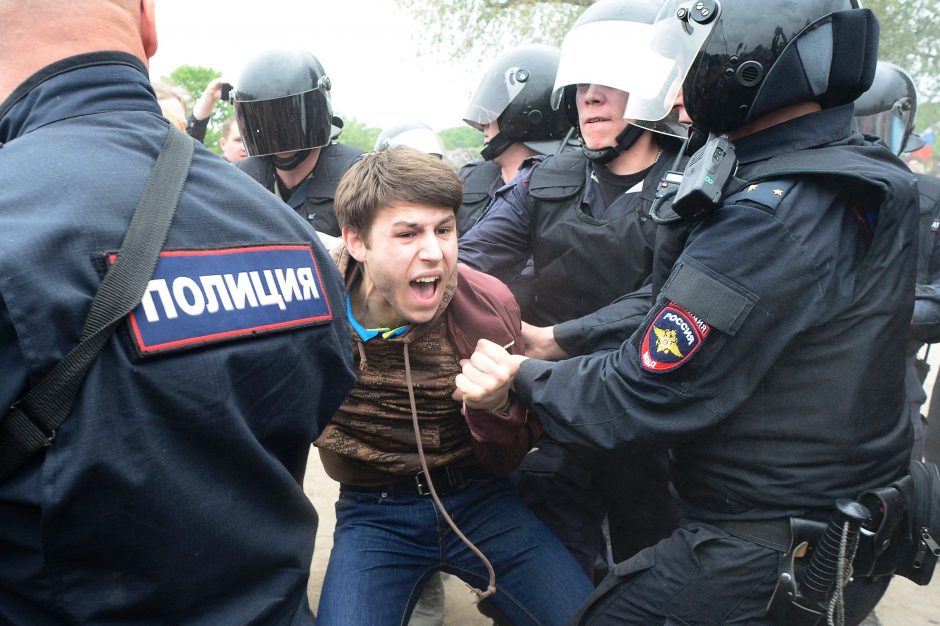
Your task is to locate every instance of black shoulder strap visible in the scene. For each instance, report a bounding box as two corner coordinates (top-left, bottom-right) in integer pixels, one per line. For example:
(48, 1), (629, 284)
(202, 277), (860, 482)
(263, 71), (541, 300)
(528, 150), (586, 201)
(305, 143), (362, 200)
(0, 127), (195, 483)
(462, 161), (501, 201)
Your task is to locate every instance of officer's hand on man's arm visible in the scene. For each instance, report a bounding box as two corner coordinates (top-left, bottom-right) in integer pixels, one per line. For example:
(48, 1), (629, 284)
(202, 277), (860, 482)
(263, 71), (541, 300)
(522, 321), (569, 361)
(454, 339), (528, 412)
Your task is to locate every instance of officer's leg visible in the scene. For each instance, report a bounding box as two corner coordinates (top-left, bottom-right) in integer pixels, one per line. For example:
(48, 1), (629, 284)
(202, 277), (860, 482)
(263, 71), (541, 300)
(604, 446), (678, 563)
(317, 490), (438, 626)
(572, 521), (779, 625)
(513, 438), (607, 579)
(911, 401), (926, 461)
(842, 575), (892, 626)
(407, 572), (446, 626)
(926, 378), (940, 463)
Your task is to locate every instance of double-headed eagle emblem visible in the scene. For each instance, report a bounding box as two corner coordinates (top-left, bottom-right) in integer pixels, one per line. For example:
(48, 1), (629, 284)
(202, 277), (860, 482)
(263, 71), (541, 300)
(653, 326), (684, 358)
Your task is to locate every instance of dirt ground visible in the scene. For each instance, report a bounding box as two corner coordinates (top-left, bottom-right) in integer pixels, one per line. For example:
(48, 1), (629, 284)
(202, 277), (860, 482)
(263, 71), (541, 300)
(302, 450), (939, 625)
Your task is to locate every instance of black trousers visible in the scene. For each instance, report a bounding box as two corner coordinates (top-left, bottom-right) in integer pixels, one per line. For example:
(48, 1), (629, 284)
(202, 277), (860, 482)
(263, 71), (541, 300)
(927, 380), (940, 463)
(513, 438), (677, 580)
(570, 520), (891, 625)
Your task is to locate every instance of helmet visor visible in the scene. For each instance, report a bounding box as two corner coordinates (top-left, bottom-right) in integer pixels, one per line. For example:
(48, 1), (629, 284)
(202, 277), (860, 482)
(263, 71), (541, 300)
(633, 108), (689, 140)
(854, 109), (911, 156)
(463, 66), (528, 130)
(553, 1), (718, 127)
(551, 19), (676, 115)
(234, 87), (332, 156)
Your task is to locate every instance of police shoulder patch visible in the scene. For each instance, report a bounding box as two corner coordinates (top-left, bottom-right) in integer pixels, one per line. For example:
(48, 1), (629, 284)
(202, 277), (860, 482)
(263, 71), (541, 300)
(640, 302), (710, 373)
(108, 243), (334, 357)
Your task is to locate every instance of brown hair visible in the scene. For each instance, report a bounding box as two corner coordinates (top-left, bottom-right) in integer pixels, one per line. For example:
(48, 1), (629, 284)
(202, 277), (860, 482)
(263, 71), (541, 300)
(335, 147), (463, 238)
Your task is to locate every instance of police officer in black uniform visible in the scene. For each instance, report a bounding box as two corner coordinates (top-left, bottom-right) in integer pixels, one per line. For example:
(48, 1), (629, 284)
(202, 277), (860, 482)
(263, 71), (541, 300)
(855, 61), (940, 463)
(234, 49), (362, 237)
(458, 44), (573, 235)
(459, 0), (686, 582)
(0, 2), (355, 622)
(458, 0), (918, 622)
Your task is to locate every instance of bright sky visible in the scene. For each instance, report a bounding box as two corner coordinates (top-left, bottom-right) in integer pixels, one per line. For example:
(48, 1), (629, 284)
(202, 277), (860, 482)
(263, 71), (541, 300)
(149, 0), (487, 132)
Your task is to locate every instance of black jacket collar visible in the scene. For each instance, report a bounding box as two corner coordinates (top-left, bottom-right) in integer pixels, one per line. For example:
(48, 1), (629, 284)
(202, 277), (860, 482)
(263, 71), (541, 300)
(0, 51), (156, 143)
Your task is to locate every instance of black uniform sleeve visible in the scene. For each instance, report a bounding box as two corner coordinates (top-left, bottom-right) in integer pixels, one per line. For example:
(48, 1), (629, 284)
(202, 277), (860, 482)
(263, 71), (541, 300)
(458, 180), (534, 283)
(553, 283), (653, 356)
(185, 114), (209, 144)
(912, 179), (940, 344)
(515, 198), (823, 450)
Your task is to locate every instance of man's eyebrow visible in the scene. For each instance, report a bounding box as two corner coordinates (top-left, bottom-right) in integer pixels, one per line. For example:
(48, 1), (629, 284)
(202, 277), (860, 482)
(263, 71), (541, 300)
(390, 215), (456, 229)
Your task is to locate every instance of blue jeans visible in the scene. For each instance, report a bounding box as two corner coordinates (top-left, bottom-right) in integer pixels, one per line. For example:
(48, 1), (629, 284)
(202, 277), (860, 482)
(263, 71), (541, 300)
(317, 476), (593, 626)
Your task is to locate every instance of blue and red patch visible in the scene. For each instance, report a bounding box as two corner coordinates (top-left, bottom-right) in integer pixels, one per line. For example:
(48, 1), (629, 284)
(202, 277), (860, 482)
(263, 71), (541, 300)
(108, 244), (333, 357)
(640, 302), (710, 373)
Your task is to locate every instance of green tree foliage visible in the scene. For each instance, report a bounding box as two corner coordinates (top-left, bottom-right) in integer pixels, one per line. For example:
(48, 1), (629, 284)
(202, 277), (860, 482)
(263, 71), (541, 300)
(162, 65), (235, 155)
(336, 116), (382, 152)
(865, 0), (940, 132)
(440, 126), (485, 168)
(440, 126), (485, 152)
(395, 0), (586, 58)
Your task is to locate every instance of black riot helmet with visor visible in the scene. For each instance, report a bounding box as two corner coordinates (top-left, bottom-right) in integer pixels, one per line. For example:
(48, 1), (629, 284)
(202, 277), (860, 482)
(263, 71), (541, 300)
(551, 0), (688, 164)
(233, 49), (338, 162)
(630, 0), (878, 136)
(853, 61), (920, 156)
(463, 44), (573, 161)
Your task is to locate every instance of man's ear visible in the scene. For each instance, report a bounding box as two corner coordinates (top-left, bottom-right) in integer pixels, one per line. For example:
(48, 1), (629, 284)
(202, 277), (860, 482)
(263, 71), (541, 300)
(343, 225), (368, 263)
(139, 0), (158, 59)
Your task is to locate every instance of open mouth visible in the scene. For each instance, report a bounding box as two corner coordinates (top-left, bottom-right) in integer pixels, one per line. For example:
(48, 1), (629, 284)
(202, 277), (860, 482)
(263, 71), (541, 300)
(410, 276), (441, 303)
(584, 116), (611, 125)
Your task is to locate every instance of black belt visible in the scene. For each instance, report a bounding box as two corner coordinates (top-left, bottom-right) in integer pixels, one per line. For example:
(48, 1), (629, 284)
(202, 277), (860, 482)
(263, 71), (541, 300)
(710, 518), (793, 552)
(711, 515), (829, 554)
(341, 464), (488, 498)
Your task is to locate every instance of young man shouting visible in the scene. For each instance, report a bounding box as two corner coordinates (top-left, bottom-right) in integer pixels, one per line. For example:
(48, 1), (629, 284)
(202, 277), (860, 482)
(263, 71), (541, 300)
(314, 148), (592, 626)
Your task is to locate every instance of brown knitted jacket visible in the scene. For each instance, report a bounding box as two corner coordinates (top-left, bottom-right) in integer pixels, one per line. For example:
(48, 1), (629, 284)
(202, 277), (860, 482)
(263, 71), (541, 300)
(315, 246), (538, 486)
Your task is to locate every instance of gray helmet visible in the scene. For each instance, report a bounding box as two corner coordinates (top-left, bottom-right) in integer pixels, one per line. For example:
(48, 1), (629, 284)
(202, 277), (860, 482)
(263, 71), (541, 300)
(375, 122), (446, 158)
(853, 61), (919, 156)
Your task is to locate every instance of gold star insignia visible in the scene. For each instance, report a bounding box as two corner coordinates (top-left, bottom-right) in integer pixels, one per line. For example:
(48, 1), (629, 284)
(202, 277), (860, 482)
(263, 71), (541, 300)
(773, 188), (784, 197)
(747, 184), (759, 192)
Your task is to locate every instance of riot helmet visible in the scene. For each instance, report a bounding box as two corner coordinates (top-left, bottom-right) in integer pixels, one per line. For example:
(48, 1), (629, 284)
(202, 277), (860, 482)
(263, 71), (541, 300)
(551, 0), (687, 164)
(637, 0), (878, 135)
(463, 44), (572, 161)
(233, 49), (337, 162)
(375, 122), (446, 158)
(853, 61), (919, 156)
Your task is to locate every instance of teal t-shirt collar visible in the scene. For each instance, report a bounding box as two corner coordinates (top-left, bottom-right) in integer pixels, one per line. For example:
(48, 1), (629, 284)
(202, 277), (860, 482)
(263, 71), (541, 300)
(346, 295), (410, 341)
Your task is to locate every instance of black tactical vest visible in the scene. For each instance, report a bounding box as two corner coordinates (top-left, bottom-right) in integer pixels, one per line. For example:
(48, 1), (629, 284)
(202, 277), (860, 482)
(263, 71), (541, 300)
(525, 148), (675, 326)
(457, 160), (502, 235)
(238, 142), (362, 236)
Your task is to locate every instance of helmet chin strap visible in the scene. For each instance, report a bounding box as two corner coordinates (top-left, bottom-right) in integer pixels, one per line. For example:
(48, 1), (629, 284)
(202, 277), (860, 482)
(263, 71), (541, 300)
(480, 132), (513, 161)
(272, 149), (312, 171)
(582, 124), (644, 164)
